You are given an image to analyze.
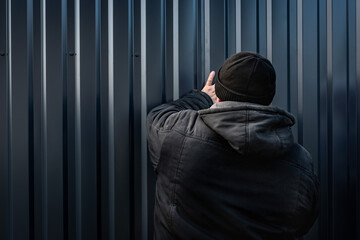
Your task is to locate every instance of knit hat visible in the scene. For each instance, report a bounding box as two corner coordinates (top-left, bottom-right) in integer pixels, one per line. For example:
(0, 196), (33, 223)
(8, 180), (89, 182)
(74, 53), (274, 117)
(215, 52), (276, 105)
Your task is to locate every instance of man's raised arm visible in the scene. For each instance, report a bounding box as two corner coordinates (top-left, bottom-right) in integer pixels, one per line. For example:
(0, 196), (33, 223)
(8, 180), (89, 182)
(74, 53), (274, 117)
(146, 71), (216, 170)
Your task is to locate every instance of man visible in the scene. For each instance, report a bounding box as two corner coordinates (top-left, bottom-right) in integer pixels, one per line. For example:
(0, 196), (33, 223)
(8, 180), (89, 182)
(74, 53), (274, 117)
(147, 52), (319, 239)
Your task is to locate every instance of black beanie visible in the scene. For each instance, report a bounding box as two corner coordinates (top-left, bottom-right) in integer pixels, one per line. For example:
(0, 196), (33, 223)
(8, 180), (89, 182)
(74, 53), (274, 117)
(215, 52), (276, 105)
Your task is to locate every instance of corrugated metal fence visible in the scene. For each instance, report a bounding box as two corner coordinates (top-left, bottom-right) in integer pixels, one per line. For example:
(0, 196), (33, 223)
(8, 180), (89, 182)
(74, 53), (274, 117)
(0, 0), (359, 239)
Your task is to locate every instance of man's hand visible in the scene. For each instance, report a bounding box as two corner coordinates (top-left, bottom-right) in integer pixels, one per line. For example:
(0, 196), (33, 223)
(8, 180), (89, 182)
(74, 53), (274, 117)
(201, 71), (217, 103)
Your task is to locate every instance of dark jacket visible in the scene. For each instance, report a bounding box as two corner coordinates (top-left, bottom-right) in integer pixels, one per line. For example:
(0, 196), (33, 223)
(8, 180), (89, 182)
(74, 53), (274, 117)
(147, 90), (319, 240)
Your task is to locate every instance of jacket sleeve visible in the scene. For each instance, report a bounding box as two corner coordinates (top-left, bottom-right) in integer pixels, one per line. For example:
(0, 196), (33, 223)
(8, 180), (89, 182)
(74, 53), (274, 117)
(147, 90), (213, 171)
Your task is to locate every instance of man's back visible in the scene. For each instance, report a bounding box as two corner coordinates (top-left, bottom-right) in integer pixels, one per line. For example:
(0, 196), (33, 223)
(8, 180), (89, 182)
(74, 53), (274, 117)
(147, 52), (319, 239)
(147, 92), (319, 239)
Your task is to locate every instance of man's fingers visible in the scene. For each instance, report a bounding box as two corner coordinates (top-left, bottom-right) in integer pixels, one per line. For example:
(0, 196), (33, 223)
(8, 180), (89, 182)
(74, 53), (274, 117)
(201, 74), (217, 102)
(206, 71), (215, 86)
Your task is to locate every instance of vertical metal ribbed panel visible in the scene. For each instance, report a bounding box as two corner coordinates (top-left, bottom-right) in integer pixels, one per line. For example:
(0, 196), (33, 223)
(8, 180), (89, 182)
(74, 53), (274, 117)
(224, 0), (228, 59)
(210, 0), (225, 73)
(0, 1), (359, 239)
(80, 0), (98, 237)
(266, 0), (272, 61)
(0, 0), (9, 236)
(40, 1), (48, 239)
(236, 0), (242, 52)
(326, 0), (334, 238)
(356, 0), (360, 236)
(272, 0), (288, 110)
(94, 0), (101, 238)
(47, 0), (64, 237)
(302, 1), (320, 238)
(241, 0), (257, 52)
(74, 0), (81, 238)
(173, 0), (179, 100)
(114, 0), (131, 238)
(65, 0), (76, 238)
(61, 0), (68, 238)
(6, 0), (13, 239)
(12, 0), (30, 239)
(179, 0), (199, 95)
(297, 0), (303, 145)
(346, 0), (358, 237)
(128, 1), (135, 238)
(257, 0), (267, 57)
(27, 0), (34, 238)
(289, 0), (298, 142)
(204, 0), (210, 77)
(140, 0), (148, 238)
(332, 0), (352, 238)
(318, 0), (329, 237)
(108, 0), (114, 238)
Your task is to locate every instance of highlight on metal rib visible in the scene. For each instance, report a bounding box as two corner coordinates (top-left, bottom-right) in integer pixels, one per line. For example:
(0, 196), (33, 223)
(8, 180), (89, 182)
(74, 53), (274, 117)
(140, 0), (148, 238)
(266, 0), (272, 62)
(204, 0), (210, 77)
(74, 0), (82, 238)
(235, 0), (241, 53)
(173, 0), (179, 100)
(108, 0), (115, 239)
(6, 0), (13, 238)
(297, 0), (303, 145)
(40, 0), (48, 238)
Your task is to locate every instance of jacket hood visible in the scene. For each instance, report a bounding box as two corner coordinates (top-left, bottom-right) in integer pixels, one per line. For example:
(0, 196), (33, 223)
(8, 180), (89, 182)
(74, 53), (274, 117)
(198, 101), (295, 157)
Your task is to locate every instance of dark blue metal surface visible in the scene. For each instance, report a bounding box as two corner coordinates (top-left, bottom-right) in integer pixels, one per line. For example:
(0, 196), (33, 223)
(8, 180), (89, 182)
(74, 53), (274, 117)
(302, 0), (319, 238)
(79, 0), (98, 238)
(241, 0), (257, 52)
(11, 1), (29, 239)
(179, 0), (198, 96)
(210, 0), (225, 75)
(272, 0), (289, 111)
(114, 0), (131, 238)
(0, 0), (9, 239)
(47, 0), (64, 238)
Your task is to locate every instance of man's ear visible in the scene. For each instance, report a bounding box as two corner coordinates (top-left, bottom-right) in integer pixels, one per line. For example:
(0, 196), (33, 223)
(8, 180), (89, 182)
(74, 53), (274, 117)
(217, 97), (221, 102)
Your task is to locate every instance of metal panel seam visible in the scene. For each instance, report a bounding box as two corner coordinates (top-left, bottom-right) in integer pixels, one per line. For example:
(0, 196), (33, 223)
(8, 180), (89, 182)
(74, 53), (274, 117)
(173, 0), (179, 100)
(108, 0), (115, 238)
(316, 0), (326, 237)
(162, 0), (166, 101)
(193, 0), (198, 89)
(355, 0), (360, 236)
(140, 0), (148, 238)
(266, 0), (272, 61)
(256, 0), (259, 53)
(297, 0), (303, 145)
(95, 0), (102, 238)
(200, 0), (205, 84)
(224, 0), (228, 59)
(326, 0), (334, 238)
(61, 0), (69, 238)
(286, 1), (291, 112)
(27, 0), (35, 238)
(74, 0), (82, 238)
(236, 0), (241, 52)
(6, 0), (13, 239)
(204, 0), (210, 76)
(40, 0), (48, 238)
(128, 0), (135, 238)
(345, 1), (355, 235)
